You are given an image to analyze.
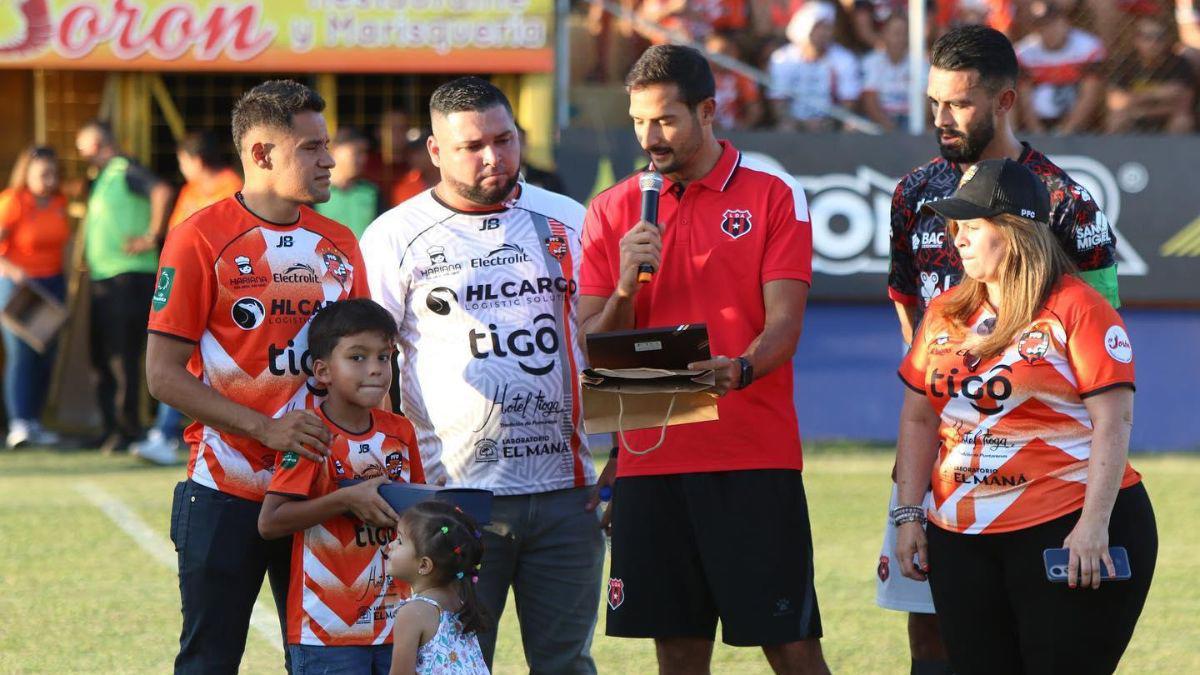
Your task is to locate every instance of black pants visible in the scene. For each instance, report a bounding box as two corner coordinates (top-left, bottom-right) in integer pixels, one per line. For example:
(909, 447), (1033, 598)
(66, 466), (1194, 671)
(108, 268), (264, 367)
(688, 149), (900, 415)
(926, 482), (1157, 675)
(88, 272), (154, 439)
(171, 480), (292, 674)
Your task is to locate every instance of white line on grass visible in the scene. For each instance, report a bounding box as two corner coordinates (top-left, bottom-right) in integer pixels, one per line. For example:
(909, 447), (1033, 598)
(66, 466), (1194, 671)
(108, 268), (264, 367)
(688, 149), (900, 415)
(74, 481), (284, 653)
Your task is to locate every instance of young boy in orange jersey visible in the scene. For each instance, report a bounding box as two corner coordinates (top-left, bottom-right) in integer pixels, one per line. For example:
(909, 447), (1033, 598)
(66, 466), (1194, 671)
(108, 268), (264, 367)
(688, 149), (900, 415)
(259, 298), (424, 673)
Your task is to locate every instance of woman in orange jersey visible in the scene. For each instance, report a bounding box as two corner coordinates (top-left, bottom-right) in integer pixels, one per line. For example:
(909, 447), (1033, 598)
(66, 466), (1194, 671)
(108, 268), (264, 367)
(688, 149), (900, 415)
(0, 146), (70, 448)
(892, 158), (1156, 675)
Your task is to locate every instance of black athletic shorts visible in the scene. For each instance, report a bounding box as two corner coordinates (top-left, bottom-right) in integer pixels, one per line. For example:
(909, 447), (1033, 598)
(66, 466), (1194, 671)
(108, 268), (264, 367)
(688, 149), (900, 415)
(605, 469), (823, 646)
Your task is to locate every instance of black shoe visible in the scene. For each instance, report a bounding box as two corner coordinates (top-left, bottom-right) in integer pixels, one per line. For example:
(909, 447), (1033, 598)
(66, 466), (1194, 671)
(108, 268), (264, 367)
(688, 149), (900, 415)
(99, 433), (136, 455)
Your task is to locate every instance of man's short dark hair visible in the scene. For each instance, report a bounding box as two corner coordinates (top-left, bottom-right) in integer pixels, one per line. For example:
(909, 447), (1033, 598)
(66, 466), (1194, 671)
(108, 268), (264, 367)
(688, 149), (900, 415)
(930, 25), (1019, 91)
(80, 118), (115, 145)
(178, 130), (224, 169)
(308, 298), (398, 362)
(332, 126), (369, 147)
(429, 77), (513, 118)
(625, 45), (716, 109)
(231, 79), (325, 154)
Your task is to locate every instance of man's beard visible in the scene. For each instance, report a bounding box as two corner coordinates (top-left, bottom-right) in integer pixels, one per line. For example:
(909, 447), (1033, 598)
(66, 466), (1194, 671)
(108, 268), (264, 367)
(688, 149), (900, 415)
(447, 170), (519, 206)
(936, 113), (995, 164)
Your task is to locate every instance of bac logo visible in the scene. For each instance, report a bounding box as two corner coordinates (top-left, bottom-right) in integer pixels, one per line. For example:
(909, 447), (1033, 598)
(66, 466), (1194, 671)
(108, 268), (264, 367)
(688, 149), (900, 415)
(607, 578), (625, 610)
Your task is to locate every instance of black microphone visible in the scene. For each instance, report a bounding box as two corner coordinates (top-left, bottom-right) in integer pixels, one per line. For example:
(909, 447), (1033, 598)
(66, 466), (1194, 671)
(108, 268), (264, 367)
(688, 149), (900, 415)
(637, 170), (663, 284)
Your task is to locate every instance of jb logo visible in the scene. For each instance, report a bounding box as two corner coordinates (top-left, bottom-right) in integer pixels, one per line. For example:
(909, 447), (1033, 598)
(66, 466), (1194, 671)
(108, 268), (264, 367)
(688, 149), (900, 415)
(276, 235), (294, 248)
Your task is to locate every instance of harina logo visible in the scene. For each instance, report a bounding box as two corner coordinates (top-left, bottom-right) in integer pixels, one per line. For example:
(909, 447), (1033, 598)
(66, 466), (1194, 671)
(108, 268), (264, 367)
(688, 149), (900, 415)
(152, 267), (175, 310)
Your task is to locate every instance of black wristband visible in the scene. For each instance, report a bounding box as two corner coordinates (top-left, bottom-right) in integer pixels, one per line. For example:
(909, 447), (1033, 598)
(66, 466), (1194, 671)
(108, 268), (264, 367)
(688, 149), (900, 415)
(735, 356), (753, 390)
(609, 444), (619, 460)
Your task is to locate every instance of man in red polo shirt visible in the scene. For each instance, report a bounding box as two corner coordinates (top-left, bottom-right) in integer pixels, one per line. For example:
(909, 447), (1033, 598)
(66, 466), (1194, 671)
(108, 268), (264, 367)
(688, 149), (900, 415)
(579, 45), (828, 673)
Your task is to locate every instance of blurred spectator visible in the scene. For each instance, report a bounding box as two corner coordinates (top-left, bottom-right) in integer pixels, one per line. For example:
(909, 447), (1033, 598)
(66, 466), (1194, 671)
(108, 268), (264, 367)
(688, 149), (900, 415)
(1016, 1), (1106, 133)
(390, 133), (439, 206)
(861, 14), (916, 131)
(76, 119), (173, 453)
(1107, 17), (1197, 133)
(1179, 0), (1200, 72)
(706, 32), (766, 129)
(315, 127), (382, 238)
(845, 0), (907, 51)
(365, 109), (410, 188)
(637, 0), (746, 43)
(584, 0), (637, 82)
(0, 146), (69, 449)
(168, 130), (241, 230)
(768, 2), (863, 131)
(132, 130), (241, 465)
(516, 125), (568, 194)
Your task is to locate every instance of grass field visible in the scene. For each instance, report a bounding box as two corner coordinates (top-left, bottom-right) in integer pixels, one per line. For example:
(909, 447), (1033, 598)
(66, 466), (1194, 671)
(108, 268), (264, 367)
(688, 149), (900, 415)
(1, 446), (1197, 674)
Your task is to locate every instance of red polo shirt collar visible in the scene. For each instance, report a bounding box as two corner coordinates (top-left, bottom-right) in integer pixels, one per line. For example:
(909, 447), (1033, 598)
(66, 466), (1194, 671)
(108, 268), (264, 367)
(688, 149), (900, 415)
(660, 140), (741, 196)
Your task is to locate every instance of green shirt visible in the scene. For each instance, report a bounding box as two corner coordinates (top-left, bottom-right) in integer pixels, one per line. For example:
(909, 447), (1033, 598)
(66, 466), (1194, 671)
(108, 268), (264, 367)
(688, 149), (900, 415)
(315, 180), (381, 239)
(83, 156), (158, 280)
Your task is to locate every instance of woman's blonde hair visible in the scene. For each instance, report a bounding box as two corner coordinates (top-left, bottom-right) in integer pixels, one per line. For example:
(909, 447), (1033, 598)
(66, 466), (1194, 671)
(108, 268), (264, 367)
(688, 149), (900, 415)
(7, 145), (58, 192)
(938, 213), (1076, 360)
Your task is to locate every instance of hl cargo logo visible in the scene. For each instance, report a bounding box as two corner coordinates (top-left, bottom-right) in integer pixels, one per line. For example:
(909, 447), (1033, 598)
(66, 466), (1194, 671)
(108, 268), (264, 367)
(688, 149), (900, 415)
(607, 578), (625, 610)
(425, 287), (458, 316)
(152, 267), (175, 310)
(1017, 328), (1050, 364)
(232, 297), (266, 330)
(720, 209), (753, 239)
(545, 234), (568, 261)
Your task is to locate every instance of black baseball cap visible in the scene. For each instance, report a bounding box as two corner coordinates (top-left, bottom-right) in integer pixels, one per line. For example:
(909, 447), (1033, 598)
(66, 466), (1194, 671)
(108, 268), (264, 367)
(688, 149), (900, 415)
(923, 158), (1051, 224)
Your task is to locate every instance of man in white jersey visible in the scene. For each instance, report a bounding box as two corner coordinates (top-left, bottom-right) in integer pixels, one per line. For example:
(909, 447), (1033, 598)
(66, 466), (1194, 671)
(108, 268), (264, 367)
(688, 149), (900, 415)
(360, 77), (603, 672)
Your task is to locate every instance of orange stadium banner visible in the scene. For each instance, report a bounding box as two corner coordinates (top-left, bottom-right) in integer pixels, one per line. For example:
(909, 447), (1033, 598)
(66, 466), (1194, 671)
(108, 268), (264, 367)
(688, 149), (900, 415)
(0, 0), (554, 72)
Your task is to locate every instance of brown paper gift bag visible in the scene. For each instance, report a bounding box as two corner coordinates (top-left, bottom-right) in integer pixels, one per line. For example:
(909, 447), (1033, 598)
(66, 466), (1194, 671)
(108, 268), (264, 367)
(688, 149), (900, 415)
(581, 367), (719, 454)
(1, 280), (68, 354)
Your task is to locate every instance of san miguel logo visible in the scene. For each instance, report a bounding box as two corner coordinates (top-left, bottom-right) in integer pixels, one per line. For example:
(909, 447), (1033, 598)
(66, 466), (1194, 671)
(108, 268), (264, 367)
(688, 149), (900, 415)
(720, 209), (752, 239)
(1017, 327), (1051, 364)
(0, 0), (274, 62)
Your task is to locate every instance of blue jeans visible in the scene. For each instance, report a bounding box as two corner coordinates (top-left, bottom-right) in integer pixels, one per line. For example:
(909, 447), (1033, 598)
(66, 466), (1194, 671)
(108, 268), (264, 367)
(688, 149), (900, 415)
(154, 400), (184, 439)
(0, 275), (66, 422)
(287, 644), (391, 674)
(475, 486), (605, 673)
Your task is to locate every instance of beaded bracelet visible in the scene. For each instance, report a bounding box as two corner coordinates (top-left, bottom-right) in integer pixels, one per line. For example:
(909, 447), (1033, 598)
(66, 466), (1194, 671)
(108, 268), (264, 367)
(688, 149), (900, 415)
(890, 505), (927, 527)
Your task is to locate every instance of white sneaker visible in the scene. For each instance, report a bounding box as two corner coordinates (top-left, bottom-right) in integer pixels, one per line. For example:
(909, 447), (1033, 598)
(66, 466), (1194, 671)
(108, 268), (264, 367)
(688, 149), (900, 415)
(6, 419), (31, 449)
(27, 422), (61, 447)
(132, 429), (180, 466)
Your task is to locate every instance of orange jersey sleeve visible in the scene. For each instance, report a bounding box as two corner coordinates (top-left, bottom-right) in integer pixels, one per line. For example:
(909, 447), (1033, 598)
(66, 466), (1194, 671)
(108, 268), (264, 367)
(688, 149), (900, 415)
(148, 220), (215, 342)
(1060, 292), (1135, 395)
(266, 452), (325, 500)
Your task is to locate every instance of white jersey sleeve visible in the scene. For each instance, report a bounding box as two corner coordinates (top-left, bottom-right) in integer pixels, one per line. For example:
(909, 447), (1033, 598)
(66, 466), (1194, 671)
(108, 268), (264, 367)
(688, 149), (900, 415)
(360, 184), (595, 496)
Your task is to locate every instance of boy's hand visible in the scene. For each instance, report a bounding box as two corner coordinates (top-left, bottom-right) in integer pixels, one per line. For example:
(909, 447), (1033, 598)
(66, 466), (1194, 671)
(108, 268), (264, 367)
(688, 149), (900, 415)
(258, 410), (331, 461)
(342, 476), (399, 527)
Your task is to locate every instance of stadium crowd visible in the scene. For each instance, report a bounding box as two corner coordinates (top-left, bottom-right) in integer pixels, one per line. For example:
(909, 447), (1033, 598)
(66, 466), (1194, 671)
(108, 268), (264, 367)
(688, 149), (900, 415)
(583, 0), (1200, 133)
